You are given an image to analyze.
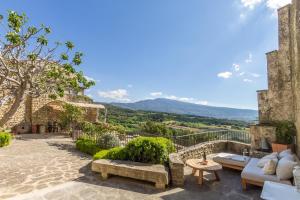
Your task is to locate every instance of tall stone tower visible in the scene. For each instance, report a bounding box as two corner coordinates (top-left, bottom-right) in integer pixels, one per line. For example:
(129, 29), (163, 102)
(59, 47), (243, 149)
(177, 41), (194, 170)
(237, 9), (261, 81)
(252, 0), (300, 156)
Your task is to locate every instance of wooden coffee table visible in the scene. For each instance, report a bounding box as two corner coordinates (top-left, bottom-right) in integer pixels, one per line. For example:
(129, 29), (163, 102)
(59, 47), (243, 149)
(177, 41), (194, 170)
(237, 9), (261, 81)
(186, 159), (222, 185)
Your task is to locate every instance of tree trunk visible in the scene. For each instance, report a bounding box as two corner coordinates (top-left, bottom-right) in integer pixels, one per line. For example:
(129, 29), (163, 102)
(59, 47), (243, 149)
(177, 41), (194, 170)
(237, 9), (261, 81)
(0, 87), (26, 127)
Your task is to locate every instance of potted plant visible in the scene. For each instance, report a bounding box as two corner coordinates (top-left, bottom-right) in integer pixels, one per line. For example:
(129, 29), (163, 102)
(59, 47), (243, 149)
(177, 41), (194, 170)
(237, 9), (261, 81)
(271, 121), (296, 153)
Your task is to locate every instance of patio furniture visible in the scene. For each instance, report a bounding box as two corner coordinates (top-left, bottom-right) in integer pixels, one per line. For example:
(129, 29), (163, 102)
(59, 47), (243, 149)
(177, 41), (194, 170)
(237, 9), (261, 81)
(186, 159), (222, 185)
(91, 159), (169, 189)
(241, 158), (292, 190)
(261, 181), (300, 200)
(213, 152), (250, 171)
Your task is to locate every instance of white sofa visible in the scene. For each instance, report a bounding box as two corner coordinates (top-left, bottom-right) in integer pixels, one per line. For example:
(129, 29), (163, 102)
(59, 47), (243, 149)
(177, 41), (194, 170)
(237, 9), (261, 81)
(241, 152), (300, 190)
(241, 158), (292, 189)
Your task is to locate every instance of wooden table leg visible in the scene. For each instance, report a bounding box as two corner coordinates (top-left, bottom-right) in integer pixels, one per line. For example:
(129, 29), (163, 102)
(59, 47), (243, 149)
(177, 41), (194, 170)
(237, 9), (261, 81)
(192, 168), (197, 176)
(198, 170), (203, 185)
(214, 171), (220, 181)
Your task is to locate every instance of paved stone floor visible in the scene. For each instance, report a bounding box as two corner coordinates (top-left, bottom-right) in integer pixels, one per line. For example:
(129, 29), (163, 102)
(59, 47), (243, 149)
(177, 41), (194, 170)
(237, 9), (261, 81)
(0, 134), (262, 200)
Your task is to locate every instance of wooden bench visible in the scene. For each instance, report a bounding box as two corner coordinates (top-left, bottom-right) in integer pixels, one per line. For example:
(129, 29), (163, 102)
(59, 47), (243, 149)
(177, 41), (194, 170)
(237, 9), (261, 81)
(91, 159), (169, 189)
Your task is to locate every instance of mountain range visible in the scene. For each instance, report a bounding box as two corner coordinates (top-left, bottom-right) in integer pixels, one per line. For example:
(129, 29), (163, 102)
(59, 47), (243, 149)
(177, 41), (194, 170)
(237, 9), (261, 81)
(111, 98), (258, 121)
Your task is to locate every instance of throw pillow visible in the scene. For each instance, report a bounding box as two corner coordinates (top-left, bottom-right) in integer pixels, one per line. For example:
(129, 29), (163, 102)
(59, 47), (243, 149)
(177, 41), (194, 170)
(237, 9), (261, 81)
(276, 158), (298, 180)
(263, 159), (277, 175)
(279, 149), (292, 159)
(257, 153), (278, 168)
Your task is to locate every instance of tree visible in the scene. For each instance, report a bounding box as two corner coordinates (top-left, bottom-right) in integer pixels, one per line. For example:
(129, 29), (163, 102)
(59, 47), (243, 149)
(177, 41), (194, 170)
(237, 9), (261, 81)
(0, 11), (95, 126)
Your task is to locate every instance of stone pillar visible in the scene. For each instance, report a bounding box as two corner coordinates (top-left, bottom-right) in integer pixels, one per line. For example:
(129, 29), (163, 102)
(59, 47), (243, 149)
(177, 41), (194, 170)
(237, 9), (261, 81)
(291, 0), (300, 156)
(169, 153), (184, 186)
(250, 125), (276, 150)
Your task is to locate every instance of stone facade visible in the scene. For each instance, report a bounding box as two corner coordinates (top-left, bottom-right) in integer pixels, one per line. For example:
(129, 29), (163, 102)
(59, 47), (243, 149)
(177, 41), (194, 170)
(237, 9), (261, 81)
(252, 0), (300, 156)
(168, 140), (251, 186)
(0, 91), (104, 133)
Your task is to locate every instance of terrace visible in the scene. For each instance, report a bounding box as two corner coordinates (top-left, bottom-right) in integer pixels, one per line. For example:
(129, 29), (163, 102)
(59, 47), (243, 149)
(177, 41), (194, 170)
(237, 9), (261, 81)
(0, 134), (261, 200)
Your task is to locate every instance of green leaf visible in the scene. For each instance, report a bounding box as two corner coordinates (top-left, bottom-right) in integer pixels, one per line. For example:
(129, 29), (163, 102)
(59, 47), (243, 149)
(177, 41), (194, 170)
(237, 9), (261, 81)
(5, 32), (22, 45)
(60, 53), (69, 60)
(37, 35), (48, 45)
(65, 41), (74, 49)
(44, 27), (51, 34)
(7, 11), (27, 33)
(72, 52), (83, 65)
(27, 53), (38, 61)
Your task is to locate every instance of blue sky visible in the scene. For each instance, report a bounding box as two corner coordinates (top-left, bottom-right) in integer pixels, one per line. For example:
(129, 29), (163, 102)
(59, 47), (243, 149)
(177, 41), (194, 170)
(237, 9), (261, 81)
(0, 0), (292, 109)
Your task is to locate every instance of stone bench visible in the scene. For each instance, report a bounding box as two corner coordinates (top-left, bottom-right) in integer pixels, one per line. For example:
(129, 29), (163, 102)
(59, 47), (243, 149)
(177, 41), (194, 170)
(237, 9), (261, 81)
(91, 159), (169, 189)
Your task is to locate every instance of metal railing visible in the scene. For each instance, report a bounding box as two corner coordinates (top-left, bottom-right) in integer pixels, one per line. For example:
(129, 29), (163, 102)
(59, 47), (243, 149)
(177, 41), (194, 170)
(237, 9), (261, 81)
(172, 130), (251, 152)
(76, 129), (251, 152)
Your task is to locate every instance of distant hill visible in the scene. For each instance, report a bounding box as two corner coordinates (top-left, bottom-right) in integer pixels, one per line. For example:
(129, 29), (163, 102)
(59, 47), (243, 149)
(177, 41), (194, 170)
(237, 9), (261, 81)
(111, 98), (258, 121)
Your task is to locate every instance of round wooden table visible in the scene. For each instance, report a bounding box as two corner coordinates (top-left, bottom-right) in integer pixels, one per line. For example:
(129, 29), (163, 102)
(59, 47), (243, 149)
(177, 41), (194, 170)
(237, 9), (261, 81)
(186, 159), (222, 185)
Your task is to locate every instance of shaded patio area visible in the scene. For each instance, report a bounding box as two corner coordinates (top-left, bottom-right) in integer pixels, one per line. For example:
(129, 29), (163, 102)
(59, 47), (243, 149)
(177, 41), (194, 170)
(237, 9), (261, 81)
(0, 134), (262, 200)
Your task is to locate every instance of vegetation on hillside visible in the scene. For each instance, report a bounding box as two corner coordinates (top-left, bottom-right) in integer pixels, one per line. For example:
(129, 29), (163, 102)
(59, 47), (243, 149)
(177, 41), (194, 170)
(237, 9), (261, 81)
(98, 104), (251, 135)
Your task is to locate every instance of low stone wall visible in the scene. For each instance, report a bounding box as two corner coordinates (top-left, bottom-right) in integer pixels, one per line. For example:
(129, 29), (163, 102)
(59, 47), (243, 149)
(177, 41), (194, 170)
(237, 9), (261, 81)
(169, 140), (251, 186)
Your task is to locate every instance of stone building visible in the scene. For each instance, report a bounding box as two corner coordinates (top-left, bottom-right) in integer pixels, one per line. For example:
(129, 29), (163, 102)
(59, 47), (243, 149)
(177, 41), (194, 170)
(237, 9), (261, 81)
(0, 88), (104, 134)
(251, 0), (300, 156)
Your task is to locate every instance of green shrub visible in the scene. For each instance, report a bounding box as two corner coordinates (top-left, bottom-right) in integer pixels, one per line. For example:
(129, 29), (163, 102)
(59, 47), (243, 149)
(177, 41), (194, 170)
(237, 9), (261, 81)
(274, 121), (296, 144)
(76, 138), (101, 155)
(93, 149), (109, 160)
(0, 132), (12, 147)
(125, 137), (175, 164)
(97, 132), (120, 149)
(93, 147), (127, 160)
(93, 137), (175, 164)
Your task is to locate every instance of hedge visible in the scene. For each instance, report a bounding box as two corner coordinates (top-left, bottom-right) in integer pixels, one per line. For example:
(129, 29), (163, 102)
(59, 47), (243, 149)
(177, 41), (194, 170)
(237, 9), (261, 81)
(93, 137), (175, 164)
(0, 132), (12, 147)
(76, 138), (101, 156)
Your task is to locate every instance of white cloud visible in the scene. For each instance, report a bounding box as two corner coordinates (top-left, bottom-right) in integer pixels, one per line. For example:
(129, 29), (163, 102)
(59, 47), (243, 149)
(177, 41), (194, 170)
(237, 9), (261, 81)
(240, 0), (291, 12)
(217, 71), (233, 79)
(150, 92), (163, 97)
(98, 89), (130, 102)
(251, 73), (261, 78)
(84, 76), (100, 82)
(233, 63), (240, 71)
(165, 95), (208, 105)
(266, 0), (291, 10)
(239, 72), (246, 76)
(245, 53), (253, 63)
(243, 78), (253, 82)
(241, 0), (263, 9)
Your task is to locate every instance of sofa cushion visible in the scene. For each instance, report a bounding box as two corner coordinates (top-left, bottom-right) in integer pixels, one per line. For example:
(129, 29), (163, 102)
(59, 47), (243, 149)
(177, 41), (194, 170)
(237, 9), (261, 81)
(279, 149), (292, 159)
(212, 153), (250, 167)
(276, 158), (298, 180)
(263, 159), (277, 175)
(241, 158), (291, 185)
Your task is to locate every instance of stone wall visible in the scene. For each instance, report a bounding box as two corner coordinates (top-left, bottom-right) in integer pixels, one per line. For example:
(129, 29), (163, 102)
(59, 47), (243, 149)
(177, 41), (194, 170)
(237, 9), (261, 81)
(253, 1), (300, 156)
(1, 93), (101, 132)
(168, 140), (251, 186)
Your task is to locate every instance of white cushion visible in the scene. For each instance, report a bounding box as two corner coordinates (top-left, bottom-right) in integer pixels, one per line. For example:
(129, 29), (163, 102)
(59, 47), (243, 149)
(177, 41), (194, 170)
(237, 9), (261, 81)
(263, 159), (277, 175)
(279, 149), (292, 159)
(213, 153), (250, 167)
(257, 153), (278, 168)
(241, 158), (291, 185)
(276, 158), (298, 180)
(280, 154), (295, 161)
